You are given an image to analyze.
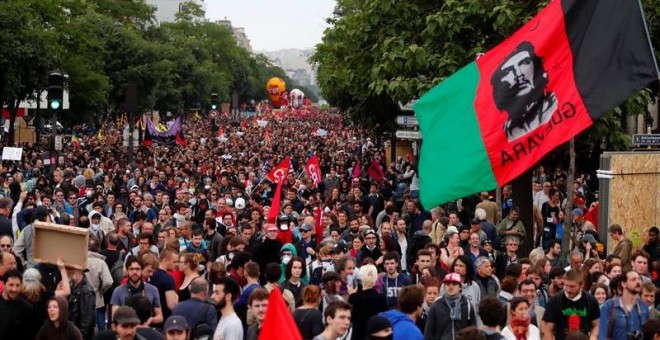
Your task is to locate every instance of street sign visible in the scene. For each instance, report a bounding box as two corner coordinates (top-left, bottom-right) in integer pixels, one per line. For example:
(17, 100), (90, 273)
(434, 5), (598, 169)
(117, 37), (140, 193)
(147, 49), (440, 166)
(395, 130), (422, 139)
(632, 134), (660, 145)
(395, 115), (418, 127)
(398, 99), (418, 112)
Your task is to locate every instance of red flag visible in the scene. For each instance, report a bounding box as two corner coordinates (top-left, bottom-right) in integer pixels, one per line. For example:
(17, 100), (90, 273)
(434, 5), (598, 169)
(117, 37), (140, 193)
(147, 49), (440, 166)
(366, 160), (385, 182)
(266, 181), (283, 224)
(352, 161), (361, 179)
(258, 287), (302, 340)
(584, 203), (599, 232)
(304, 155), (322, 188)
(313, 207), (323, 246)
(267, 157), (290, 183)
(175, 131), (187, 147)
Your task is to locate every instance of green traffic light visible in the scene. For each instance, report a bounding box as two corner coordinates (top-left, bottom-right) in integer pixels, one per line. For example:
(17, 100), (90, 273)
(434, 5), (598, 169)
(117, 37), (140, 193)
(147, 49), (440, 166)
(50, 100), (61, 110)
(211, 104), (217, 110)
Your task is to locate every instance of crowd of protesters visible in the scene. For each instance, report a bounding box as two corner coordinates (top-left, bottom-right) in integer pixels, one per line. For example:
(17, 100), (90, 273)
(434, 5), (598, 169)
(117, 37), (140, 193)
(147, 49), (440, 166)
(0, 105), (659, 340)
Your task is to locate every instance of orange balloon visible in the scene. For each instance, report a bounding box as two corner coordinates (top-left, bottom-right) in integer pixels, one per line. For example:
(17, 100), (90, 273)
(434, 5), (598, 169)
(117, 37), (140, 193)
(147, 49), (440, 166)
(266, 77), (286, 104)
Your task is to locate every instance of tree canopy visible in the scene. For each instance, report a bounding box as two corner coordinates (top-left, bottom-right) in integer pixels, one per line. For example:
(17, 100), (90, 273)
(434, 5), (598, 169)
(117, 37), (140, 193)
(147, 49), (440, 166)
(313, 0), (660, 143)
(0, 0), (310, 145)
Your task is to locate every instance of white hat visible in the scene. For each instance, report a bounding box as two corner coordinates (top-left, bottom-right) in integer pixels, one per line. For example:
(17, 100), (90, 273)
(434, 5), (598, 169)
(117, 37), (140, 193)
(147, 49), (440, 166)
(235, 198), (246, 210)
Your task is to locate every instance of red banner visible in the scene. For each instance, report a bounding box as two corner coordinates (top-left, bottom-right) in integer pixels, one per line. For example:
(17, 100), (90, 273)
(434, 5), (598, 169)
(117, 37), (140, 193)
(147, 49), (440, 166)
(267, 157), (290, 183)
(304, 155), (322, 188)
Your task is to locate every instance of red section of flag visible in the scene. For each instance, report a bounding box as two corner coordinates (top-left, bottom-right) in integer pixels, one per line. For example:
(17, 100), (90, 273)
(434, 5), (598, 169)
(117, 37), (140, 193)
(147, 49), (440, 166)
(473, 0), (591, 186)
(266, 180), (283, 224)
(366, 160), (385, 182)
(313, 206), (323, 246)
(352, 161), (361, 179)
(217, 128), (224, 138)
(175, 132), (187, 147)
(267, 157), (290, 183)
(304, 155), (322, 188)
(258, 287), (302, 340)
(584, 203), (599, 232)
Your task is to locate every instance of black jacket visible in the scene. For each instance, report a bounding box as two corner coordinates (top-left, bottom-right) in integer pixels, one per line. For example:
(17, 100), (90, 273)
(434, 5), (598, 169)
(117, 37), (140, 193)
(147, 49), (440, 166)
(69, 277), (96, 340)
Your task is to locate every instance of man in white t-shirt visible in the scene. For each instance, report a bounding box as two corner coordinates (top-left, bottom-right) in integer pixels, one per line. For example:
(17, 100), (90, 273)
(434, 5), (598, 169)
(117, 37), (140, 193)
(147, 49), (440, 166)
(212, 277), (244, 340)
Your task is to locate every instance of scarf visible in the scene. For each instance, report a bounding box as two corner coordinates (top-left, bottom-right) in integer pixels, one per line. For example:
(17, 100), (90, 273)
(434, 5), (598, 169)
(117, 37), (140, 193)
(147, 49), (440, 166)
(443, 294), (462, 321)
(510, 315), (531, 340)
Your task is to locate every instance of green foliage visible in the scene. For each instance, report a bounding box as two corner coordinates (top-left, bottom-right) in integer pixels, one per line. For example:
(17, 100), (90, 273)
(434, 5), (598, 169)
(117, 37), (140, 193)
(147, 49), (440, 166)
(0, 0), (310, 144)
(314, 0), (659, 141)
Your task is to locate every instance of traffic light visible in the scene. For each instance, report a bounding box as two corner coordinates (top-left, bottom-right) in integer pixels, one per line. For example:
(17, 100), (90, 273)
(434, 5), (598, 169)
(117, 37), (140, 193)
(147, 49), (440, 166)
(47, 71), (64, 111)
(210, 93), (219, 110)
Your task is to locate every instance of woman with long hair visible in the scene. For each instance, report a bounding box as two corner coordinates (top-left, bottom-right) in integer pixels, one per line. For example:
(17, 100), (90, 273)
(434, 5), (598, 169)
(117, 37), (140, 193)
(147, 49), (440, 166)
(501, 296), (540, 340)
(281, 256), (307, 308)
(293, 285), (324, 340)
(35, 296), (83, 340)
(177, 253), (201, 302)
(440, 255), (481, 309)
(590, 283), (610, 307)
(350, 236), (363, 258)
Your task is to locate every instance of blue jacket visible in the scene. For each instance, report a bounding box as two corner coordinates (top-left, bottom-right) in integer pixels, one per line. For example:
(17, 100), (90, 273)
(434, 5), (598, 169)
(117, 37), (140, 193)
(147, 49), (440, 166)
(381, 309), (423, 340)
(598, 297), (648, 340)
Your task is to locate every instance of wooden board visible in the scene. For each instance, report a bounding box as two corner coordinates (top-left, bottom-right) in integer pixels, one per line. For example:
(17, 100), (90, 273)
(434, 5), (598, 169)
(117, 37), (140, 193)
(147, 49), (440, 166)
(607, 153), (660, 252)
(33, 221), (89, 270)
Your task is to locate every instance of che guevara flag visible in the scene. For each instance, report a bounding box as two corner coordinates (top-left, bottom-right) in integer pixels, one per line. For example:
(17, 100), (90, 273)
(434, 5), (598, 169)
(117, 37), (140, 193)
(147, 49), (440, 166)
(414, 0), (658, 209)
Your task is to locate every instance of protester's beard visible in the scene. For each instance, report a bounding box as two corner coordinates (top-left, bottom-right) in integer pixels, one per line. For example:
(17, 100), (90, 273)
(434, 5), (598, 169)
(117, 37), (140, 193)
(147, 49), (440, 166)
(130, 274), (142, 285)
(217, 298), (227, 311)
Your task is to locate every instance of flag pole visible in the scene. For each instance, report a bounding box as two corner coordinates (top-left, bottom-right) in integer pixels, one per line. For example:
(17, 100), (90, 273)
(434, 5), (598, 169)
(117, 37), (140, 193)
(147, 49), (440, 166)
(636, 0), (660, 77)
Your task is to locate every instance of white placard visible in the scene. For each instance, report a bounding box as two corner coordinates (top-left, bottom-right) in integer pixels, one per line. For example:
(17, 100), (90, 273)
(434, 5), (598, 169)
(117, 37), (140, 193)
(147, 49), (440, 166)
(2, 147), (23, 161)
(256, 120), (268, 128)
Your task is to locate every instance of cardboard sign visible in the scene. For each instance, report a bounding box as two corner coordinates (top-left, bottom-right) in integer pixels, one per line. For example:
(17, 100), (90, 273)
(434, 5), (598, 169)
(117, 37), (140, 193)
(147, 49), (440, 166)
(2, 147), (23, 160)
(33, 221), (89, 270)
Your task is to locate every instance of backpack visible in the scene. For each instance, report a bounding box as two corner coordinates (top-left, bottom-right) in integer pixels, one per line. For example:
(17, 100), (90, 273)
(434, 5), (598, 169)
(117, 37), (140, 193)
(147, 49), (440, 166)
(110, 250), (125, 284)
(192, 303), (214, 340)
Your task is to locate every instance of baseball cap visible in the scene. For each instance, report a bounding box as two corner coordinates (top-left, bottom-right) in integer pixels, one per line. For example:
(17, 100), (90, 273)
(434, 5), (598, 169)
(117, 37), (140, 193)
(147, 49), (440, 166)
(443, 272), (462, 285)
(458, 225), (470, 233)
(300, 223), (313, 232)
(23, 268), (42, 284)
(572, 208), (584, 216)
(335, 243), (349, 253)
(364, 229), (377, 237)
(235, 197), (246, 209)
(471, 218), (480, 225)
(113, 306), (140, 325)
(164, 315), (188, 332)
(130, 185), (140, 192)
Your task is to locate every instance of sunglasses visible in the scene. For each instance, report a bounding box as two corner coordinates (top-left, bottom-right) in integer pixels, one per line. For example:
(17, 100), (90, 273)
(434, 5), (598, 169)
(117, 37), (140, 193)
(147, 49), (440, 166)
(0, 244), (11, 248)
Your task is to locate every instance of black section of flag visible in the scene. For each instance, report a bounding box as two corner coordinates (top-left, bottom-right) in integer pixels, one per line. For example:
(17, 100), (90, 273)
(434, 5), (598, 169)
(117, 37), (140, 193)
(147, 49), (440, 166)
(562, 0), (658, 120)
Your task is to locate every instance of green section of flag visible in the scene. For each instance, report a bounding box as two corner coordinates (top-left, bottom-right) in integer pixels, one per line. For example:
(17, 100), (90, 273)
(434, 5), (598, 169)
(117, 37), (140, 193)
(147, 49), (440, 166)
(414, 62), (497, 209)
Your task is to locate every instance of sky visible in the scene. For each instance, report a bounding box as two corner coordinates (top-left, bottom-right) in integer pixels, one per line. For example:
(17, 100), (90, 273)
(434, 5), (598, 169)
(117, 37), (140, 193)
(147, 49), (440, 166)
(206, 0), (337, 51)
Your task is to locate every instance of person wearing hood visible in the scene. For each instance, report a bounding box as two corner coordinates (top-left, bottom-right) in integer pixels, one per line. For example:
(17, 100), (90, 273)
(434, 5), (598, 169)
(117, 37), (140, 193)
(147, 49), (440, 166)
(89, 206), (115, 236)
(278, 243), (310, 284)
(36, 296), (83, 340)
(424, 273), (477, 340)
(367, 315), (394, 340)
(380, 285), (424, 340)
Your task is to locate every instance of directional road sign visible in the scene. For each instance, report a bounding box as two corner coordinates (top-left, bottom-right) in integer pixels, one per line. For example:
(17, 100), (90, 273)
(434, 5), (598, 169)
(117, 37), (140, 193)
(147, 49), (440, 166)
(395, 115), (418, 127)
(632, 134), (660, 145)
(395, 130), (422, 140)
